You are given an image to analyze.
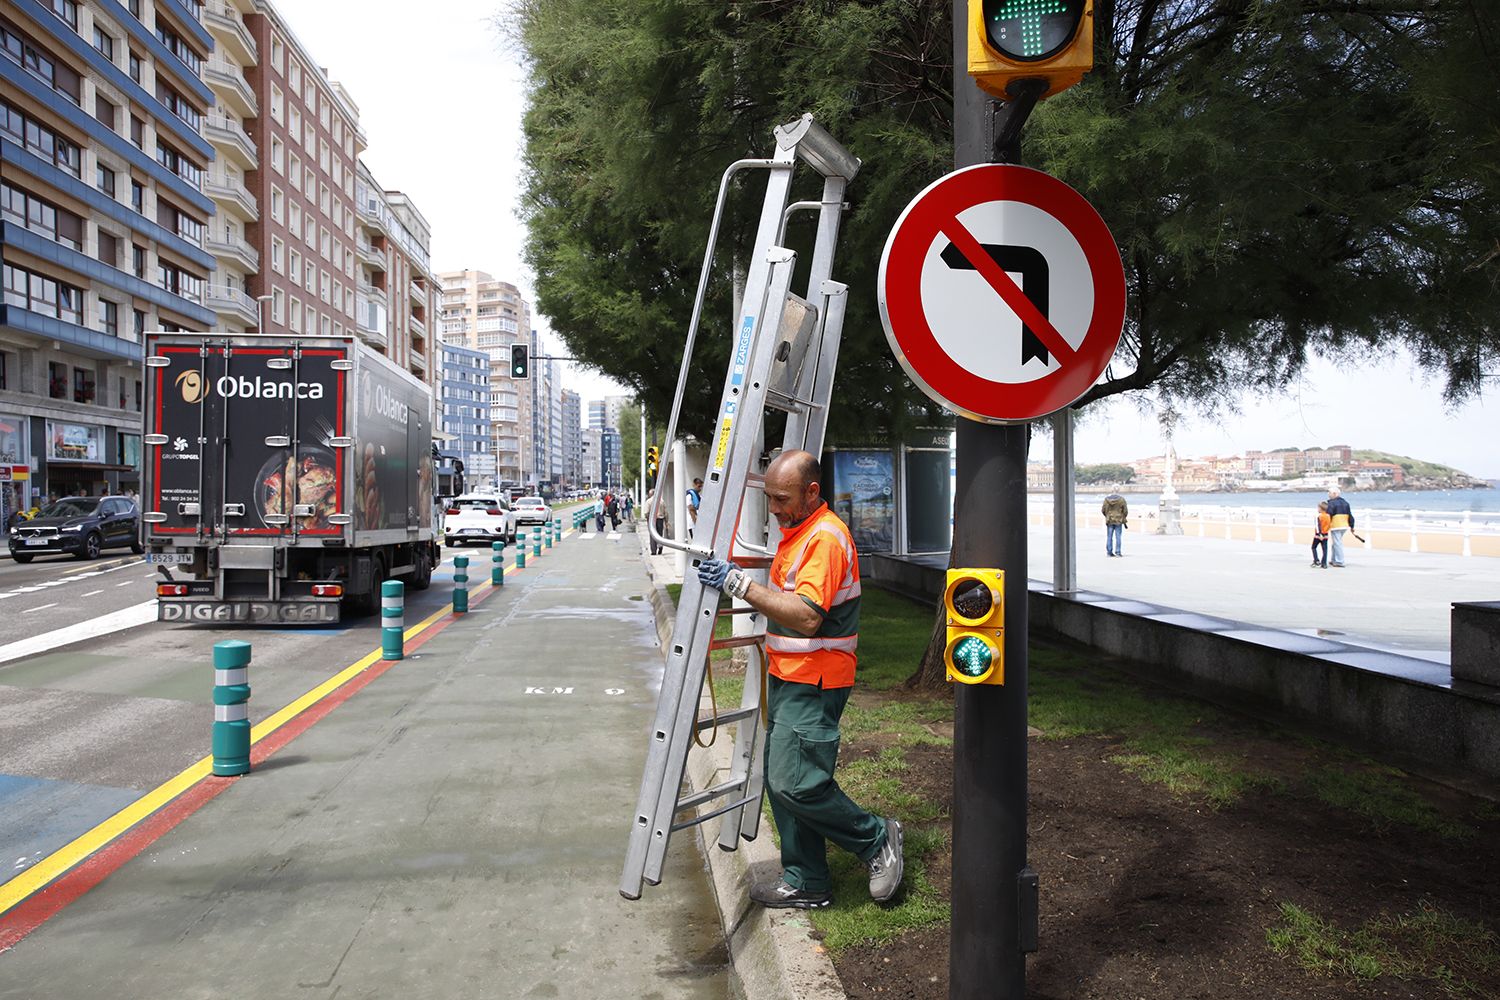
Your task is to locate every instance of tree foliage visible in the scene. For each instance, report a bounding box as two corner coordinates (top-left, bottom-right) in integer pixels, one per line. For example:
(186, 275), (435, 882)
(1076, 462), (1135, 485)
(514, 0), (1497, 450)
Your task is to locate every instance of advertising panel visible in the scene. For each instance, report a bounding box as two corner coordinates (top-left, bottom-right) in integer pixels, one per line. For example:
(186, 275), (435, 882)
(832, 450), (895, 553)
(46, 421), (103, 462)
(0, 416), (24, 464)
(353, 360), (431, 534)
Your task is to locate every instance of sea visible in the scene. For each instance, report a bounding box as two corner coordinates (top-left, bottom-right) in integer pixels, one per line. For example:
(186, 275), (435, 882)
(1082, 484), (1500, 514)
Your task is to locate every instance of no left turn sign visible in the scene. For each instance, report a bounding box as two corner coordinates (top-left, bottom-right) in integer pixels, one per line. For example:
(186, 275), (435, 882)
(878, 164), (1126, 423)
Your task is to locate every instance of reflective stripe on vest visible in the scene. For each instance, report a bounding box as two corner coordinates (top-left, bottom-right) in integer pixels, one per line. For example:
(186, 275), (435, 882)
(765, 633), (859, 654)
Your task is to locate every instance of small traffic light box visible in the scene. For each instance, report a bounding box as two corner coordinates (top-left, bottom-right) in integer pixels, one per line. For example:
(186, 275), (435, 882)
(646, 446), (659, 480)
(944, 568), (1005, 685)
(511, 343), (529, 379)
(969, 0), (1094, 102)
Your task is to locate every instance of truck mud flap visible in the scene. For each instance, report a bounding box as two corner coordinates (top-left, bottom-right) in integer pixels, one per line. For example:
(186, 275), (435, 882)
(158, 600), (341, 625)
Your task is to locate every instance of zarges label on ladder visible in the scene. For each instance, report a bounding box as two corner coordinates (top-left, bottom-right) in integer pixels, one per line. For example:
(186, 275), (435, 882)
(877, 164), (1126, 424)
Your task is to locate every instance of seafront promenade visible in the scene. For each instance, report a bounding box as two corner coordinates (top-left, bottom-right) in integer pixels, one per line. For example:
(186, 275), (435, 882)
(1019, 516), (1500, 659)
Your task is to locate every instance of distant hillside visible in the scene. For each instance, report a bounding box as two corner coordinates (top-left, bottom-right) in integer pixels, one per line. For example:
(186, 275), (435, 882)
(1353, 450), (1478, 480)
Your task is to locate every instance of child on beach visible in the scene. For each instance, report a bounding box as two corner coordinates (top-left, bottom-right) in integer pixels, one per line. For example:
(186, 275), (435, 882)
(1311, 501), (1331, 569)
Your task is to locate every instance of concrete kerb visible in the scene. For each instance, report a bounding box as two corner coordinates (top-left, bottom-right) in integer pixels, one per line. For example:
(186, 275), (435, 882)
(641, 534), (846, 1000)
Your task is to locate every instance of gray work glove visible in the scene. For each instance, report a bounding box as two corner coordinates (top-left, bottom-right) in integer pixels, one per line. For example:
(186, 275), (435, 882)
(698, 558), (750, 599)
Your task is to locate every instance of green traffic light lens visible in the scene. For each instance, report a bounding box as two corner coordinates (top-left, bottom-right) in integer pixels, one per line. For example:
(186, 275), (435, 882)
(952, 579), (993, 620)
(952, 635), (993, 677)
(983, 0), (1085, 62)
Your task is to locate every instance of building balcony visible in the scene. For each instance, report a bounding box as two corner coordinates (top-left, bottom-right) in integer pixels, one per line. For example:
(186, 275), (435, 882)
(203, 3), (258, 66)
(204, 284), (260, 327)
(203, 114), (258, 170)
(409, 350), (428, 376)
(358, 283), (387, 309)
(355, 235), (386, 270)
(409, 312), (426, 337)
(408, 278), (427, 306)
(204, 60), (258, 118)
(204, 233), (259, 273)
(203, 176), (259, 221)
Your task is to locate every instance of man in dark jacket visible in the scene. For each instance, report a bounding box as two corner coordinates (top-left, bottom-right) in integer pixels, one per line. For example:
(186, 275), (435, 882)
(1101, 492), (1129, 557)
(1326, 488), (1355, 567)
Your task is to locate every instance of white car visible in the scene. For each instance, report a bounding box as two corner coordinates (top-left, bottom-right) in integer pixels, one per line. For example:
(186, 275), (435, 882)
(443, 494), (516, 546)
(512, 496), (552, 527)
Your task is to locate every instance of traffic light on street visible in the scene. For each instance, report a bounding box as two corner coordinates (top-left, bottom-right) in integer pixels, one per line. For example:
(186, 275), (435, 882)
(646, 446), (659, 480)
(944, 569), (1005, 685)
(511, 343), (529, 379)
(969, 0), (1093, 102)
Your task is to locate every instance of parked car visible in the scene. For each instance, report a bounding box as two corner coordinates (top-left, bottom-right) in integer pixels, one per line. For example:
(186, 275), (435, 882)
(443, 493), (516, 546)
(7, 495), (143, 562)
(512, 496), (552, 527)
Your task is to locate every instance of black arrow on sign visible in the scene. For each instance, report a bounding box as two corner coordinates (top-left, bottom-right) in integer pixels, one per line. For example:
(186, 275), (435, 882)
(940, 242), (1051, 365)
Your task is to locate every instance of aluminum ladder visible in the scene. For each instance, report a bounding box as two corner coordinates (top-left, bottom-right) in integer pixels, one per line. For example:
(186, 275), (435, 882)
(622, 114), (860, 900)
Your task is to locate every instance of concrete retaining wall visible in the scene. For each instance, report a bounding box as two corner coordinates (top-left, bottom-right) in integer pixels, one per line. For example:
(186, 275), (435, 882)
(869, 554), (1500, 783)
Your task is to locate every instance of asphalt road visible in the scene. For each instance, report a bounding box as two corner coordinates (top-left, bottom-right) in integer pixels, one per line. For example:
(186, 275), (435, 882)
(0, 552), (157, 645)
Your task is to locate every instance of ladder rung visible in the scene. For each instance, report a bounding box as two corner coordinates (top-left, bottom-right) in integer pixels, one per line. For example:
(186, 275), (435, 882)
(695, 705), (759, 729)
(709, 635), (764, 651)
(734, 556), (773, 570)
(715, 606), (759, 617)
(675, 777), (751, 813)
(673, 792), (761, 831)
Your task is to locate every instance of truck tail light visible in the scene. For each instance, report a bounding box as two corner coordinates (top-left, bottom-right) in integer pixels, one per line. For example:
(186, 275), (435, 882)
(312, 584), (343, 597)
(445, 507), (460, 515)
(157, 584), (188, 596)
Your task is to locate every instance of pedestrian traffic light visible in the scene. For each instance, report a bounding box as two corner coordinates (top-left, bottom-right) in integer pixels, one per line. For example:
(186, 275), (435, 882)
(646, 446), (659, 480)
(511, 343), (529, 379)
(944, 569), (1005, 685)
(969, 0), (1093, 102)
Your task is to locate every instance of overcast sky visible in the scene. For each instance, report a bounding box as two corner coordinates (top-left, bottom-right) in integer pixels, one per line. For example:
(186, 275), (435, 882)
(279, 1), (1498, 479)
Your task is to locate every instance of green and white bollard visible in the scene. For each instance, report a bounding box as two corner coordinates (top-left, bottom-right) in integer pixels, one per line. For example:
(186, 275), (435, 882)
(381, 579), (404, 660)
(543, 521), (552, 550)
(532, 528), (542, 559)
(491, 540), (505, 586)
(453, 554), (469, 614)
(212, 640), (252, 776)
(516, 531), (526, 569)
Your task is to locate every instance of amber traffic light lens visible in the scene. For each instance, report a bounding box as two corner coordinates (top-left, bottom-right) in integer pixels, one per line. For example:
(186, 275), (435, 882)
(952, 579), (993, 621)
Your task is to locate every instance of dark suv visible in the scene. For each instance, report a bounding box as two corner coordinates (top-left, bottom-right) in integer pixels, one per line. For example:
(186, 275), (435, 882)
(7, 495), (143, 562)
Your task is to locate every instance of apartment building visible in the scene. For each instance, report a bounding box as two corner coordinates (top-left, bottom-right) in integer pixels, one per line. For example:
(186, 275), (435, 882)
(240, 3), (433, 383)
(437, 269), (533, 487)
(200, 0), (258, 331)
(1, 0), (217, 506)
(438, 340), (492, 483)
(560, 387), (580, 487)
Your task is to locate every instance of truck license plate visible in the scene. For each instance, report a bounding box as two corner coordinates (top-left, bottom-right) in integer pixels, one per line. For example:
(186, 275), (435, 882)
(144, 552), (193, 564)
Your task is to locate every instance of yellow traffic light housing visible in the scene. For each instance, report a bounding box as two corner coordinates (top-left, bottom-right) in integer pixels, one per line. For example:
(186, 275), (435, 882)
(969, 0), (1094, 102)
(646, 446), (659, 480)
(944, 569), (1005, 685)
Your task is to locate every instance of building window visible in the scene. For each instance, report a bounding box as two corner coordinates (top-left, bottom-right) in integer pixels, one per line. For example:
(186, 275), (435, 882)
(134, 309), (145, 342)
(155, 141), (203, 187)
(48, 362), (67, 399)
(97, 230), (119, 267)
(288, 106), (300, 142)
(93, 92), (117, 130)
(153, 23), (202, 74)
(271, 136), (283, 174)
(156, 262), (204, 303)
(1, 182), (80, 250)
(270, 37), (283, 73)
(128, 50), (141, 82)
(132, 244), (146, 277)
(271, 185), (284, 223)
(319, 139), (329, 173)
(271, 287), (285, 323)
(271, 236), (285, 274)
(96, 164), (116, 198)
(130, 180), (144, 213)
(131, 115), (144, 147)
(270, 85), (284, 124)
(48, 0), (79, 28)
(0, 99), (82, 176)
(288, 200), (300, 235)
(92, 26), (114, 60)
(155, 81), (202, 130)
(288, 60), (301, 92)
(73, 367), (95, 405)
(289, 295), (301, 332)
(288, 152), (300, 190)
(97, 299), (118, 336)
(320, 269), (329, 303)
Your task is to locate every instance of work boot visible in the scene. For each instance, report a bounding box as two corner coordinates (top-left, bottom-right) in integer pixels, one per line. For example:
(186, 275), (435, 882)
(749, 878), (832, 909)
(867, 818), (904, 903)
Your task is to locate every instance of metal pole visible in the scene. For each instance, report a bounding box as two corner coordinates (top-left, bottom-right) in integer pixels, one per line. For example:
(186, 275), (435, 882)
(1052, 407), (1076, 592)
(952, 3), (1035, 995)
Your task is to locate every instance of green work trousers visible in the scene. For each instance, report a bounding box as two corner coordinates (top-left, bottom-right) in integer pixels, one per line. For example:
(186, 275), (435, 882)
(765, 674), (886, 893)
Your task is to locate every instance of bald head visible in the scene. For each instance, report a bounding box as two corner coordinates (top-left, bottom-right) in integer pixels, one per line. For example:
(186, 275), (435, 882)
(764, 450), (823, 530)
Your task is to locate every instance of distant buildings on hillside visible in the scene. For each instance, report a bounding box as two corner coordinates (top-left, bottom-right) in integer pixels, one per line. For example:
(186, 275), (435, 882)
(1028, 444), (1436, 492)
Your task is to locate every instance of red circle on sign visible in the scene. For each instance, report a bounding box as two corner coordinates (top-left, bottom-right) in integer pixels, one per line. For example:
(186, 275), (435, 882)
(878, 164), (1125, 423)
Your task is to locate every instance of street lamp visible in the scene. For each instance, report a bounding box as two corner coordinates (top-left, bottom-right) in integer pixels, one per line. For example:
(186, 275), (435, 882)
(253, 293), (274, 336)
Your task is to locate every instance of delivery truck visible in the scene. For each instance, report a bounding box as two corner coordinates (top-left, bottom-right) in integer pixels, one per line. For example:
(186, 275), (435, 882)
(140, 333), (439, 623)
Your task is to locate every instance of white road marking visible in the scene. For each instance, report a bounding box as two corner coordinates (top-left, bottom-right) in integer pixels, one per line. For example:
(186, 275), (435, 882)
(82, 590), (103, 597)
(20, 603), (57, 614)
(0, 600), (157, 666)
(115, 580), (134, 587)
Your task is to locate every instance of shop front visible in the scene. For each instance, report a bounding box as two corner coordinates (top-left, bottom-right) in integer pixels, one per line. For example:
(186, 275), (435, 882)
(42, 420), (132, 500)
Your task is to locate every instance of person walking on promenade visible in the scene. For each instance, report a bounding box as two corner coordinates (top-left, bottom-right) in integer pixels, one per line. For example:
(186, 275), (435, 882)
(1311, 501), (1331, 569)
(595, 495), (606, 532)
(1102, 492), (1129, 557)
(1327, 487), (1355, 567)
(696, 450), (904, 910)
(686, 478), (703, 538)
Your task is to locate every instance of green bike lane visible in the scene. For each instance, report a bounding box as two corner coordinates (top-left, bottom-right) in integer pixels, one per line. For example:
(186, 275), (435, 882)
(0, 525), (731, 999)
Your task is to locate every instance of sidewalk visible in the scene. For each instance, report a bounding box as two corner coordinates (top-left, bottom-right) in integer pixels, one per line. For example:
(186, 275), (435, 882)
(0, 526), (733, 999)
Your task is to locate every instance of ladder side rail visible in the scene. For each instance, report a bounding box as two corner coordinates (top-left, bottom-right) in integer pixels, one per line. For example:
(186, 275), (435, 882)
(646, 155), (796, 558)
(782, 172), (850, 450)
(788, 283), (850, 460)
(719, 640), (769, 849)
(641, 253), (803, 886)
